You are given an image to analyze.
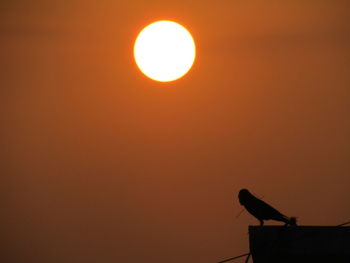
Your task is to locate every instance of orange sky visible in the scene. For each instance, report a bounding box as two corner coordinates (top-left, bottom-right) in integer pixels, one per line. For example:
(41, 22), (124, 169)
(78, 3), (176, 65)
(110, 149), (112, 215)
(3, 1), (350, 262)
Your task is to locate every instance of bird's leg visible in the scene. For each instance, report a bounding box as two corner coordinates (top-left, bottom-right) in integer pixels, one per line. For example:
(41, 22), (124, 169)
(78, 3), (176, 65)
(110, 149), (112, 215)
(259, 220), (264, 226)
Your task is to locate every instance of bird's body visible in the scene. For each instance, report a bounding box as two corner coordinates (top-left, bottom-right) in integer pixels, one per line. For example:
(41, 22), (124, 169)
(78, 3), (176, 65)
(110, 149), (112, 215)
(238, 189), (297, 226)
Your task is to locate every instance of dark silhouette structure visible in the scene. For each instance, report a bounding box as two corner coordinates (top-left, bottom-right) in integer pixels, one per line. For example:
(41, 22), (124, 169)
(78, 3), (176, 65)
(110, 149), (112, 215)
(249, 226), (350, 262)
(238, 189), (297, 226)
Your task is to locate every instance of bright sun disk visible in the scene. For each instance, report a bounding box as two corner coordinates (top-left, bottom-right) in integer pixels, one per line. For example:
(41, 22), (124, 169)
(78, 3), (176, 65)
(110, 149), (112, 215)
(134, 20), (196, 82)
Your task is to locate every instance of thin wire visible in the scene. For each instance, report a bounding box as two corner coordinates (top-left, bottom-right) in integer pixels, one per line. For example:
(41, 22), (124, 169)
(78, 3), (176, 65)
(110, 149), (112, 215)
(235, 208), (245, 218)
(337, 220), (350, 226)
(216, 253), (250, 263)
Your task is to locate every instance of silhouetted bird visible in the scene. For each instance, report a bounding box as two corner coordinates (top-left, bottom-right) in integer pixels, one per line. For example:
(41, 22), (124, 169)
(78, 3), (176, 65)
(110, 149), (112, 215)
(238, 189), (297, 226)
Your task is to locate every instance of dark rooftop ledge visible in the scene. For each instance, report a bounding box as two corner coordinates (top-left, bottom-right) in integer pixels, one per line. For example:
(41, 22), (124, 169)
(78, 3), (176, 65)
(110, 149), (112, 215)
(249, 226), (350, 263)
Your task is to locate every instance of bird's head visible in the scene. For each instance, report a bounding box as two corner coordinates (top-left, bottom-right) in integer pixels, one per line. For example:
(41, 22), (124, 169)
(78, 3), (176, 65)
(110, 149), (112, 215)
(238, 188), (251, 204)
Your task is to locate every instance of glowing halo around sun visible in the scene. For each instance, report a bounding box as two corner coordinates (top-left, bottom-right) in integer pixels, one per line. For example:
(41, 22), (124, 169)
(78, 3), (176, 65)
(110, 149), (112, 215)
(134, 20), (196, 82)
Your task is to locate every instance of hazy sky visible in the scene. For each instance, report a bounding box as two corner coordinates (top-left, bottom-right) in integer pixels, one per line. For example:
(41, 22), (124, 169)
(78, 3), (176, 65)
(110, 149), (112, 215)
(3, 1), (350, 262)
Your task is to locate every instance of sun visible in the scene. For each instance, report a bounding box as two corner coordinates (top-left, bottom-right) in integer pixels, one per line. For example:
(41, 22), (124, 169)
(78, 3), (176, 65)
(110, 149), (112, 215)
(134, 20), (196, 82)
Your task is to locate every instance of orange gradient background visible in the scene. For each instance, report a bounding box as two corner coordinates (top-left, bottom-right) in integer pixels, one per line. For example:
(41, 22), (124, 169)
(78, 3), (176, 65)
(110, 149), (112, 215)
(3, 1), (350, 263)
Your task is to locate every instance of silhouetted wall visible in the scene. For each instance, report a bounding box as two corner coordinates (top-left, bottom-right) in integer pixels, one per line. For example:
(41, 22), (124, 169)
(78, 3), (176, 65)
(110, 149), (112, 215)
(249, 226), (350, 263)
